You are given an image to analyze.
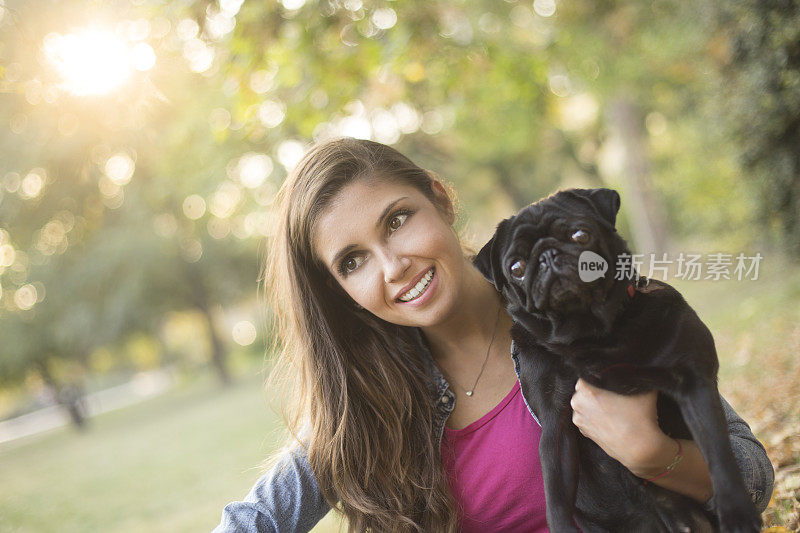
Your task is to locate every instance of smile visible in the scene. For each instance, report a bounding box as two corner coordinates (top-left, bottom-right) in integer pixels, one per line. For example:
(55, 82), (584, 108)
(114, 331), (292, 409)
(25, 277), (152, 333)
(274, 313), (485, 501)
(398, 267), (434, 302)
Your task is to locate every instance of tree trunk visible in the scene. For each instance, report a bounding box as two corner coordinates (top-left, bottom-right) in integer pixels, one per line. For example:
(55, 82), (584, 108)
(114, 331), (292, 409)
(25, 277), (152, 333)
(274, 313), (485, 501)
(37, 359), (88, 430)
(606, 96), (670, 255)
(185, 266), (232, 386)
(199, 302), (232, 386)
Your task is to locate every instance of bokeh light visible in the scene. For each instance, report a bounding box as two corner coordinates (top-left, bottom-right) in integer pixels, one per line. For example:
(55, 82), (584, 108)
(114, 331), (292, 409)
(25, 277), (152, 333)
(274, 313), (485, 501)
(98, 176), (122, 198)
(180, 238), (202, 262)
(130, 43), (156, 71)
(533, 0), (557, 17)
(220, 0), (245, 17)
(209, 182), (242, 219)
(280, 0), (306, 11)
(256, 100), (285, 128)
(277, 140), (306, 172)
(183, 195), (207, 220)
(183, 38), (214, 73)
(0, 244), (15, 267)
(20, 169), (46, 199)
(3, 172), (20, 193)
(232, 320), (257, 346)
(549, 73), (571, 97)
(558, 93), (599, 131)
(233, 153), (273, 189)
(372, 8), (397, 30)
(205, 11), (236, 41)
(249, 68), (277, 94)
(38, 219), (67, 255)
(105, 153), (135, 185)
(14, 284), (37, 310)
(207, 217), (231, 239)
(646, 112), (668, 136)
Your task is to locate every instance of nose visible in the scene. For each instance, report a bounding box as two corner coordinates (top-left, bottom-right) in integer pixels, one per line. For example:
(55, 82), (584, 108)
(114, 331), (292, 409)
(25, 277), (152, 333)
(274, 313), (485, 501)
(381, 249), (411, 284)
(539, 248), (562, 272)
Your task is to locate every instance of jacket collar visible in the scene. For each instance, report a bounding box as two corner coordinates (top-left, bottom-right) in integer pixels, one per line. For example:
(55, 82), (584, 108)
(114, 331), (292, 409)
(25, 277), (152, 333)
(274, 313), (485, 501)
(410, 328), (451, 400)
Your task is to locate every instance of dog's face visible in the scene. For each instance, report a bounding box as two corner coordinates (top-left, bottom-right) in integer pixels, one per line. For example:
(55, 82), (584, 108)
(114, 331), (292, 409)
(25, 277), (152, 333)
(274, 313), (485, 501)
(475, 188), (631, 331)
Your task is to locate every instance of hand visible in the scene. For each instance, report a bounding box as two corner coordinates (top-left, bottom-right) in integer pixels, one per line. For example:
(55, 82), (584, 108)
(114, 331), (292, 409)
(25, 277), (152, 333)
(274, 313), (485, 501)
(570, 378), (673, 475)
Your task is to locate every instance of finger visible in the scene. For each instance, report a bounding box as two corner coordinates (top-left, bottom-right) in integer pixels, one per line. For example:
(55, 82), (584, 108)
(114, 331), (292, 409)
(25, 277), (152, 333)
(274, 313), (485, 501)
(577, 377), (604, 395)
(573, 415), (587, 436)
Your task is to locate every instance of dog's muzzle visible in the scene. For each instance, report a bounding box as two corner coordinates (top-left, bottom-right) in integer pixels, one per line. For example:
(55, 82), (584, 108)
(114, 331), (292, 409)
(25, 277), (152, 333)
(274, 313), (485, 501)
(529, 247), (595, 313)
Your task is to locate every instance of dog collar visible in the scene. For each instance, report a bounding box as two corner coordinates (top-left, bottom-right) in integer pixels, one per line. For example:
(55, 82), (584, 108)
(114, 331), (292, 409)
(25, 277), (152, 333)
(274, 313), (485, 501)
(627, 276), (650, 298)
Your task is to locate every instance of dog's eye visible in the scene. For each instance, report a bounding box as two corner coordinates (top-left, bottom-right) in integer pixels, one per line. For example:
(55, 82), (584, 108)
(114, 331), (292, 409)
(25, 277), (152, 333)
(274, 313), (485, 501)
(571, 229), (590, 244)
(510, 260), (526, 280)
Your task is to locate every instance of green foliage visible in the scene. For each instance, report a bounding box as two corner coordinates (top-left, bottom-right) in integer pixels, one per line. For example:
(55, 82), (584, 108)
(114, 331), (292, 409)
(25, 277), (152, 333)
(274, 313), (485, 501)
(1, 0), (799, 395)
(710, 0), (800, 257)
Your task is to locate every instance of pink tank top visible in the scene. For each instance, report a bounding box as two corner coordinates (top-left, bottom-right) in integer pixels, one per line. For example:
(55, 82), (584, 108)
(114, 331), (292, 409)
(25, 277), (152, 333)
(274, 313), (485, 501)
(440, 380), (549, 532)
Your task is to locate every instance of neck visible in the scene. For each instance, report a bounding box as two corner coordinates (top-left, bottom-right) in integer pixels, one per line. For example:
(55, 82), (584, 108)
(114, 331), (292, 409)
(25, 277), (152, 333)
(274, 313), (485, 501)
(420, 258), (509, 365)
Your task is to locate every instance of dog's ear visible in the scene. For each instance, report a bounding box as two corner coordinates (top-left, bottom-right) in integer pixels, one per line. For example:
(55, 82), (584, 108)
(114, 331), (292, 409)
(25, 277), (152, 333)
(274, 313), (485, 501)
(473, 218), (512, 292)
(576, 188), (620, 227)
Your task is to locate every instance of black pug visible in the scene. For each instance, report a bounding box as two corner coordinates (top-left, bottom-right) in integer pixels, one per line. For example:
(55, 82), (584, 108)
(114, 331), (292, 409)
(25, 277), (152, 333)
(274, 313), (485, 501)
(473, 188), (761, 532)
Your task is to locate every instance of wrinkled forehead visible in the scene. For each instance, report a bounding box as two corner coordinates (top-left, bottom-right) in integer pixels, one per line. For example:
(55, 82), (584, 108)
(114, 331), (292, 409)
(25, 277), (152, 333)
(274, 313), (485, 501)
(514, 195), (597, 230)
(501, 197), (612, 258)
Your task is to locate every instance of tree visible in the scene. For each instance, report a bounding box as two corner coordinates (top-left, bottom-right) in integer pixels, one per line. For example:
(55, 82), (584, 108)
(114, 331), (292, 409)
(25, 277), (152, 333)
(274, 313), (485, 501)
(711, 0), (800, 258)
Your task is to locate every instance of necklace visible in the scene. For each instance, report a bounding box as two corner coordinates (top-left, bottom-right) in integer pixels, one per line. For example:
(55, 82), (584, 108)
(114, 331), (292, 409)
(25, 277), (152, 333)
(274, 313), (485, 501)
(445, 300), (503, 397)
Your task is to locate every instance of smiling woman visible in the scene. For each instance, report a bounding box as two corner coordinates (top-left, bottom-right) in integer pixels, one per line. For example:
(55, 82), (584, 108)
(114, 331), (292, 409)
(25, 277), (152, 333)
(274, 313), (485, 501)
(230, 137), (482, 532)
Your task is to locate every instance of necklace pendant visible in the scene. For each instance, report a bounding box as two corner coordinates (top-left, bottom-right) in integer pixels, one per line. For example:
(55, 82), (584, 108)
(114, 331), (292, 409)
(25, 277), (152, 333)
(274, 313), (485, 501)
(465, 390), (473, 397)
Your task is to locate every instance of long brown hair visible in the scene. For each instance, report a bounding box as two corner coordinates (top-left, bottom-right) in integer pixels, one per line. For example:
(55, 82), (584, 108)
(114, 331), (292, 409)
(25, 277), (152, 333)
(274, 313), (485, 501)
(263, 137), (460, 531)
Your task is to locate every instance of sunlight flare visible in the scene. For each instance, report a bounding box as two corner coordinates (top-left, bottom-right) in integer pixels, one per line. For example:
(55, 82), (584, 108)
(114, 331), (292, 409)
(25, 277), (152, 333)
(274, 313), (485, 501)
(44, 28), (154, 96)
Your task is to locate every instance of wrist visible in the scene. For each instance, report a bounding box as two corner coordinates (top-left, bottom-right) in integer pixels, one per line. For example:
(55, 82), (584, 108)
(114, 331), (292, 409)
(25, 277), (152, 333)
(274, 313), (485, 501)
(627, 432), (679, 478)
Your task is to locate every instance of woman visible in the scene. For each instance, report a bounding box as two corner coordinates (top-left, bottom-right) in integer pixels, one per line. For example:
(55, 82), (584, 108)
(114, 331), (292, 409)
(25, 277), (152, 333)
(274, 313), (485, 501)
(214, 137), (773, 532)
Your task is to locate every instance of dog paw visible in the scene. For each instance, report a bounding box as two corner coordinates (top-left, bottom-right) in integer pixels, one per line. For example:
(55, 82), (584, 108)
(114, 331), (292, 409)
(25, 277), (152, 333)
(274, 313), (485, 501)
(716, 506), (762, 533)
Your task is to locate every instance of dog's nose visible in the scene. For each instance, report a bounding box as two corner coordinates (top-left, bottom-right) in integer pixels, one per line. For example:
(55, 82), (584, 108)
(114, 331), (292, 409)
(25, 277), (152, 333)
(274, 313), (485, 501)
(539, 248), (561, 270)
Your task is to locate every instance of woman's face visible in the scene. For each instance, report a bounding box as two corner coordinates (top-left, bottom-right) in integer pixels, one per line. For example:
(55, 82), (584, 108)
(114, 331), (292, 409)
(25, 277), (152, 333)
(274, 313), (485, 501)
(313, 177), (467, 328)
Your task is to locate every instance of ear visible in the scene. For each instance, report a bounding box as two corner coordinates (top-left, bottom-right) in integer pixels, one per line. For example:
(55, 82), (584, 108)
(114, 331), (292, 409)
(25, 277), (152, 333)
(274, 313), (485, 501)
(428, 176), (455, 225)
(473, 218), (512, 292)
(578, 188), (621, 227)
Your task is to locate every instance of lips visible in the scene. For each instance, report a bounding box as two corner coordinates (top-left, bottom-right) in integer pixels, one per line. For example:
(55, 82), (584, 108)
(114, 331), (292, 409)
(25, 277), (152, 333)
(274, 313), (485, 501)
(394, 267), (435, 302)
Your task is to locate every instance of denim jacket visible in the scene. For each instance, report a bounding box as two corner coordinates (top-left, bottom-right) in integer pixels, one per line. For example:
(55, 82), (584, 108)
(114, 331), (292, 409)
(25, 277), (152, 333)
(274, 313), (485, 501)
(213, 331), (774, 532)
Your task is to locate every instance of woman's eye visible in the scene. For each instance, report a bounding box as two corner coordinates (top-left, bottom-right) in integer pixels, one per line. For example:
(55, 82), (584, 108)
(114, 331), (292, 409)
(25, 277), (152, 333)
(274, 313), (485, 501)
(337, 210), (412, 276)
(388, 212), (409, 232)
(341, 254), (365, 275)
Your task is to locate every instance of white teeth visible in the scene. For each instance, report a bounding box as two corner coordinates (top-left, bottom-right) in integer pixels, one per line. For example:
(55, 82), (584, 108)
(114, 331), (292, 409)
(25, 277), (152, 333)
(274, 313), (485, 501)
(399, 268), (434, 302)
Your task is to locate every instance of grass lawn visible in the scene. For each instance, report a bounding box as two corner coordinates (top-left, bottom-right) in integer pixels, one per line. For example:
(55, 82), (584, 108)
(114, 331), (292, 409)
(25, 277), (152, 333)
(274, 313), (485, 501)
(1, 253), (798, 531)
(672, 253), (800, 529)
(0, 369), (344, 533)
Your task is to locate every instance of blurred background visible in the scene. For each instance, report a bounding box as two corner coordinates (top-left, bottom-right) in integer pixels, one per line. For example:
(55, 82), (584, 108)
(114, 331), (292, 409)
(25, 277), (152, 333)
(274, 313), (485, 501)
(0, 0), (798, 531)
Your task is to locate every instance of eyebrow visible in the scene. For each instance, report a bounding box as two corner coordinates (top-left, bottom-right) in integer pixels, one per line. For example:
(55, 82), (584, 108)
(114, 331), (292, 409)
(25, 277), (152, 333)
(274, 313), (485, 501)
(328, 197), (408, 270)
